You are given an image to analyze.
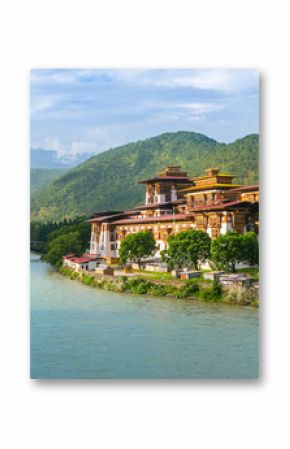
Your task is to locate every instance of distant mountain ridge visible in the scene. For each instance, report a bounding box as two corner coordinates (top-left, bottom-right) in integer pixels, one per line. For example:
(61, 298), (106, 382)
(31, 131), (259, 222)
(31, 148), (93, 169)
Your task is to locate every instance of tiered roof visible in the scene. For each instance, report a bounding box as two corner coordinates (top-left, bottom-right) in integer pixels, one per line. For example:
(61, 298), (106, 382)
(181, 168), (240, 193)
(139, 164), (192, 184)
(87, 210), (139, 223)
(87, 166), (259, 226)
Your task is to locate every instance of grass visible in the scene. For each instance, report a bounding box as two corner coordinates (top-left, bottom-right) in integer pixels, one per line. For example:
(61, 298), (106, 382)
(236, 267), (259, 281)
(133, 270), (174, 281)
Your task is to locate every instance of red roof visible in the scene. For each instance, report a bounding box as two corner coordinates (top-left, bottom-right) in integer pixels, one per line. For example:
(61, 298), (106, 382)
(63, 253), (97, 263)
(87, 210), (138, 223)
(63, 254), (76, 259)
(133, 201), (173, 210)
(187, 200), (257, 212)
(85, 253), (99, 259)
(70, 257), (96, 264)
(139, 176), (192, 184)
(112, 213), (193, 225)
(87, 214), (120, 223)
(89, 210), (121, 218)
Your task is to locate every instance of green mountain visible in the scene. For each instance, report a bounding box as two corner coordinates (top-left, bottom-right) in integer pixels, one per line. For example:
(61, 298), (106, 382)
(31, 168), (68, 195)
(31, 131), (259, 222)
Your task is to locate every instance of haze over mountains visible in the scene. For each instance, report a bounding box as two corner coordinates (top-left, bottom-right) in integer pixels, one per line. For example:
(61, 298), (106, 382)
(31, 148), (94, 169)
(30, 131), (259, 223)
(30, 148), (94, 194)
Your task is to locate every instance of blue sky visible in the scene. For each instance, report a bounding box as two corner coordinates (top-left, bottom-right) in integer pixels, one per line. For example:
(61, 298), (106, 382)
(30, 68), (259, 158)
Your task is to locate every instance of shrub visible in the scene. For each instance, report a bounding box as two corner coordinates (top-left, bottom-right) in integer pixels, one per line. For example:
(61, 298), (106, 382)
(120, 276), (128, 283)
(150, 284), (175, 297)
(212, 280), (223, 297)
(59, 266), (72, 277)
(81, 275), (95, 286)
(127, 278), (151, 294)
(176, 282), (200, 299)
(198, 288), (217, 300)
(197, 281), (223, 301)
(70, 271), (80, 280)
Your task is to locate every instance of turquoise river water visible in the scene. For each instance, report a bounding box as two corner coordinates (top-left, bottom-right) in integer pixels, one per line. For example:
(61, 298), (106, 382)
(30, 253), (259, 379)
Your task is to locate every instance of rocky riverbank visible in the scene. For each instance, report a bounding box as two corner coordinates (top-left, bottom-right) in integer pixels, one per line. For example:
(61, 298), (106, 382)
(59, 266), (259, 307)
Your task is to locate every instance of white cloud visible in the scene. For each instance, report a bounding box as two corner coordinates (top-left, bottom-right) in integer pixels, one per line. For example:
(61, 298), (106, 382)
(34, 127), (122, 158)
(178, 102), (224, 114)
(31, 69), (112, 87)
(30, 96), (59, 114)
(155, 69), (259, 92)
(30, 68), (259, 94)
(39, 138), (97, 158)
(31, 70), (83, 85)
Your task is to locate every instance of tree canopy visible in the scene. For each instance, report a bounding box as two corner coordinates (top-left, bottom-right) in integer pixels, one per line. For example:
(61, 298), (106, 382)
(242, 231), (259, 266)
(211, 231), (259, 272)
(43, 231), (83, 267)
(119, 231), (156, 267)
(32, 216), (91, 267)
(162, 229), (211, 270)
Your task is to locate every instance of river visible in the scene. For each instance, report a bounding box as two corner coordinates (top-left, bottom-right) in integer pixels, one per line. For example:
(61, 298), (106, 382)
(30, 253), (259, 379)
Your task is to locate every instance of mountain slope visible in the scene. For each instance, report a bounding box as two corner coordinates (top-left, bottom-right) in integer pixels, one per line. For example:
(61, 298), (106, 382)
(31, 131), (259, 222)
(31, 168), (68, 195)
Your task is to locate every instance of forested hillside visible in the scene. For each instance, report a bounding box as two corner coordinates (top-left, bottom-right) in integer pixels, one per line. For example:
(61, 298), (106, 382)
(31, 168), (67, 194)
(31, 131), (259, 222)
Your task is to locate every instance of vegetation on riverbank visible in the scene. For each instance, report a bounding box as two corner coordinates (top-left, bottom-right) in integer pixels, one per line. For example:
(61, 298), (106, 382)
(59, 266), (259, 307)
(33, 220), (259, 307)
(31, 217), (90, 265)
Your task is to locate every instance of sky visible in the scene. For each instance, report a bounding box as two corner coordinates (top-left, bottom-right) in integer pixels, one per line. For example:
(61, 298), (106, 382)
(30, 68), (259, 159)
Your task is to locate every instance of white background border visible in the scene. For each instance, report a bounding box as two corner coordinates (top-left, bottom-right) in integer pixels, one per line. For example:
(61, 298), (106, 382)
(0, 1), (289, 448)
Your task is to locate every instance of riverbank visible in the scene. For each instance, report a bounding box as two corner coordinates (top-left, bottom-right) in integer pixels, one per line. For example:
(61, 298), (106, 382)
(59, 266), (259, 307)
(31, 254), (259, 378)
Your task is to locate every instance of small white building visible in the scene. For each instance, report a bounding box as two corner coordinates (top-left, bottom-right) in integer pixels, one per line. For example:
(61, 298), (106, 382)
(63, 254), (98, 272)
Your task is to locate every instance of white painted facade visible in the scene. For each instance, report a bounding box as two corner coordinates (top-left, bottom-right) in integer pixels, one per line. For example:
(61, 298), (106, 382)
(89, 230), (99, 255)
(207, 227), (212, 238)
(155, 239), (167, 257)
(156, 193), (166, 203)
(90, 224), (118, 258)
(171, 188), (177, 201)
(220, 212), (234, 235)
(63, 258), (97, 272)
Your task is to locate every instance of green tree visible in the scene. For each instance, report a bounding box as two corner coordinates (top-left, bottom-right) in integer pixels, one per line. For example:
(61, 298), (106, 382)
(48, 221), (90, 249)
(30, 216), (90, 255)
(119, 230), (156, 268)
(211, 231), (244, 272)
(162, 229), (211, 270)
(242, 231), (259, 266)
(43, 231), (82, 267)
